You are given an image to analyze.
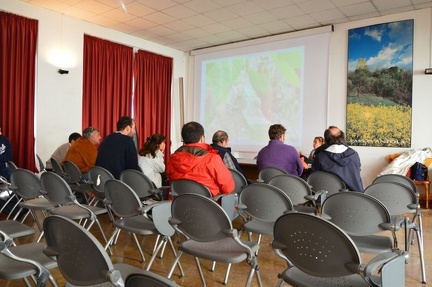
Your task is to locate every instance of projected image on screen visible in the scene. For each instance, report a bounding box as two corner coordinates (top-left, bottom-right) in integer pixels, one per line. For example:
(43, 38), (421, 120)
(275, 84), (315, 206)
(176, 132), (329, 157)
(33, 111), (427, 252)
(201, 48), (304, 149)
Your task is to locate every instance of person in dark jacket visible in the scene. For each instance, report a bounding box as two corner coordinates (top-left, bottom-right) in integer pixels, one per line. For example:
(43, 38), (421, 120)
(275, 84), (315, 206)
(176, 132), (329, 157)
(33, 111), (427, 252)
(0, 126), (12, 181)
(95, 116), (140, 179)
(311, 126), (363, 192)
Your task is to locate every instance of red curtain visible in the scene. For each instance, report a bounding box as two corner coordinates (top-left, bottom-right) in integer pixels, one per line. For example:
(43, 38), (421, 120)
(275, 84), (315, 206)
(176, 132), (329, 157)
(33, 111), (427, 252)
(0, 11), (38, 171)
(82, 35), (133, 137)
(134, 50), (173, 161)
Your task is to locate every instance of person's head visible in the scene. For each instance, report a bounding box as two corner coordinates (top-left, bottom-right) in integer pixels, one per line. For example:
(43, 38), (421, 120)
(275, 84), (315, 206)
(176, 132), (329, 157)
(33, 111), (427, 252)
(268, 124), (286, 141)
(313, 136), (324, 149)
(324, 126), (346, 145)
(212, 130), (229, 147)
(139, 133), (166, 158)
(117, 116), (136, 137)
(68, 132), (81, 145)
(82, 127), (101, 145)
(181, 121), (204, 144)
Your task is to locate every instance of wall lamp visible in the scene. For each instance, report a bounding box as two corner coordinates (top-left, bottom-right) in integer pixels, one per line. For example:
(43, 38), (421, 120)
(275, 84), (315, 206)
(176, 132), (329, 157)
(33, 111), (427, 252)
(58, 69), (69, 75)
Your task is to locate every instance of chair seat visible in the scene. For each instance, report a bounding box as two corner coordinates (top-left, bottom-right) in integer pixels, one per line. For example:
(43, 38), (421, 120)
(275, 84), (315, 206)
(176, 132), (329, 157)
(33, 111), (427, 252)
(0, 243), (57, 279)
(282, 267), (372, 287)
(0, 220), (35, 238)
(350, 235), (393, 254)
(113, 216), (157, 235)
(243, 220), (274, 236)
(18, 197), (56, 210)
(180, 237), (259, 263)
(49, 204), (107, 219)
(10, 242), (58, 269)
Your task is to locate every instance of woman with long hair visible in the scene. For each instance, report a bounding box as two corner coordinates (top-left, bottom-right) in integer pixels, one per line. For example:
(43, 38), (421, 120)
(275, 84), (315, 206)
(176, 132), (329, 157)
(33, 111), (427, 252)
(138, 133), (166, 187)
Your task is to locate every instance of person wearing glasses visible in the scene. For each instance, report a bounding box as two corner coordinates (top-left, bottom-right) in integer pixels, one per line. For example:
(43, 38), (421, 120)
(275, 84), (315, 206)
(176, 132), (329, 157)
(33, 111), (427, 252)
(64, 127), (101, 174)
(96, 116), (140, 179)
(0, 127), (13, 181)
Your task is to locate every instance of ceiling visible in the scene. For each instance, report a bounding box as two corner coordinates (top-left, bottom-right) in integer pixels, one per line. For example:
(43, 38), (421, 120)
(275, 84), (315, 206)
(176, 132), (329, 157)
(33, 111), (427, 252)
(20, 0), (432, 52)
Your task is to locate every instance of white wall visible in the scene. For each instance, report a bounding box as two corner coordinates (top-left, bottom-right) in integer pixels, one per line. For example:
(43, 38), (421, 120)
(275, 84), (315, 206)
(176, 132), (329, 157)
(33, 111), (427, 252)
(2, 0), (186, 165)
(328, 8), (432, 187)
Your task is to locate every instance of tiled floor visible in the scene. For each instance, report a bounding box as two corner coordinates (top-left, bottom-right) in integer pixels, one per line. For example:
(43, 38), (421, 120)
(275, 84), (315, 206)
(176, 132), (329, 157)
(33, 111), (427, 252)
(1, 207), (431, 287)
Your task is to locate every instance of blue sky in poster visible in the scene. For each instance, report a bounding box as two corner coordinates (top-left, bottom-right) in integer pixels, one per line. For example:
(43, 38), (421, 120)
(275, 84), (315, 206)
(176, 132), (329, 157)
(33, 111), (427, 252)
(348, 19), (413, 72)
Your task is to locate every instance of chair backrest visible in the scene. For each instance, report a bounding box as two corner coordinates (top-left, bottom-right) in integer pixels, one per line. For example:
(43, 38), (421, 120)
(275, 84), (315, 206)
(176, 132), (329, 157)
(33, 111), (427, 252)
(43, 215), (123, 286)
(170, 179), (212, 198)
(6, 161), (18, 171)
(151, 201), (174, 237)
(268, 174), (312, 205)
(40, 172), (74, 205)
(120, 169), (155, 199)
(170, 193), (232, 242)
(10, 168), (42, 199)
(373, 174), (417, 195)
(238, 183), (294, 223)
(228, 168), (248, 194)
(50, 158), (64, 176)
(273, 212), (361, 277)
(104, 179), (143, 218)
(63, 160), (83, 183)
(306, 170), (347, 196)
(258, 167), (287, 183)
(35, 154), (46, 173)
(125, 272), (179, 287)
(364, 181), (418, 216)
(321, 192), (391, 236)
(88, 166), (115, 194)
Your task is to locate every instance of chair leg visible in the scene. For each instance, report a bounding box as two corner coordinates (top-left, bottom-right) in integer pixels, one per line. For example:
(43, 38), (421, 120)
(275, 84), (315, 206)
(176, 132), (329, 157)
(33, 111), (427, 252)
(414, 227), (426, 283)
(146, 236), (167, 271)
(132, 233), (145, 262)
(167, 251), (184, 279)
(167, 237), (184, 277)
(223, 263), (232, 284)
(194, 256), (206, 287)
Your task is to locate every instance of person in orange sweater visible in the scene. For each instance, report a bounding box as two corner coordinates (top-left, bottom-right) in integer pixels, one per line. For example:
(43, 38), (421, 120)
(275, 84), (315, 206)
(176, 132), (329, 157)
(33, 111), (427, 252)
(166, 121), (234, 197)
(64, 127), (101, 175)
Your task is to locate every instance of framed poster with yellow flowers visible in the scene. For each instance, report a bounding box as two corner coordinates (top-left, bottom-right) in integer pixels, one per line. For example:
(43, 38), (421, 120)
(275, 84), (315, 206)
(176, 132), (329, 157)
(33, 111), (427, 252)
(346, 19), (413, 147)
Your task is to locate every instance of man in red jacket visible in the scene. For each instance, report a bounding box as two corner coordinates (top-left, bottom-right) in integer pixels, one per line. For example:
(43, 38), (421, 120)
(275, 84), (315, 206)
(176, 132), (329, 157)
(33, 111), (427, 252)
(167, 121), (234, 197)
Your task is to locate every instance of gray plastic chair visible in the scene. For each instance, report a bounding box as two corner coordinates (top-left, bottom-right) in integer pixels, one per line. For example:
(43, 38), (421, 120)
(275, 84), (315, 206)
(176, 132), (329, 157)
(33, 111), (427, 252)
(10, 168), (55, 231)
(88, 166), (115, 205)
(50, 158), (65, 178)
(257, 167), (287, 183)
(43, 215), (171, 287)
(268, 174), (323, 214)
(120, 169), (166, 201)
(237, 183), (294, 249)
(40, 172), (109, 247)
(272, 212), (406, 287)
(145, 201), (184, 276)
(35, 154), (46, 173)
(167, 193), (262, 287)
(364, 181), (426, 283)
(306, 170), (348, 196)
(125, 271), (179, 287)
(321, 192), (395, 255)
(63, 160), (93, 203)
(170, 178), (212, 198)
(103, 179), (158, 263)
(228, 168), (248, 194)
(373, 174), (417, 193)
(0, 228), (58, 287)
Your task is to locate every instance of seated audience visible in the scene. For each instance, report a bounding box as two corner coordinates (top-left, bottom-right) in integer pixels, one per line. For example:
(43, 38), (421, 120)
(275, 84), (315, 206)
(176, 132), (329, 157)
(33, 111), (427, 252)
(311, 126), (363, 192)
(138, 133), (166, 188)
(96, 116), (140, 179)
(46, 132), (81, 169)
(256, 124), (303, 176)
(166, 121), (234, 197)
(0, 126), (12, 181)
(300, 136), (324, 179)
(210, 130), (246, 175)
(64, 127), (100, 174)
